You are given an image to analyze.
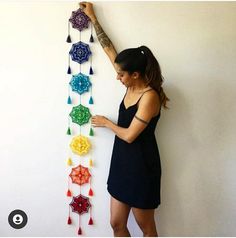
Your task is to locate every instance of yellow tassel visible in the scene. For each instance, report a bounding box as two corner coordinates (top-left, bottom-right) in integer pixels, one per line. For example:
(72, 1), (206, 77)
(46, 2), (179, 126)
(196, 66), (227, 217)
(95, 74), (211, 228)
(67, 157), (72, 166)
(89, 158), (93, 167)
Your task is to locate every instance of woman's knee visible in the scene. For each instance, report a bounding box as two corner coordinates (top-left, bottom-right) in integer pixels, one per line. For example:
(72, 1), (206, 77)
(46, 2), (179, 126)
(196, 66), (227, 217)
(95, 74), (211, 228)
(110, 196), (130, 231)
(110, 216), (127, 231)
(132, 208), (157, 236)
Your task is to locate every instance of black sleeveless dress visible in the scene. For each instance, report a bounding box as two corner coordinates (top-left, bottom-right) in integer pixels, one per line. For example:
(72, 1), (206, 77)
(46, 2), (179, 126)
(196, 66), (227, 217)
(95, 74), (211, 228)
(107, 89), (162, 209)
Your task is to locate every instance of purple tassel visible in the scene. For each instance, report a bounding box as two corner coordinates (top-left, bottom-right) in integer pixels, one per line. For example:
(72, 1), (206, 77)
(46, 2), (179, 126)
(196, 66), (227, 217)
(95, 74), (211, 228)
(89, 34), (94, 43)
(66, 35), (72, 43)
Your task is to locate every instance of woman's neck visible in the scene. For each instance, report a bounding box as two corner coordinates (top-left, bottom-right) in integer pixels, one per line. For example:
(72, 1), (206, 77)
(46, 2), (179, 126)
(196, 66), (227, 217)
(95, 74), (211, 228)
(129, 82), (150, 94)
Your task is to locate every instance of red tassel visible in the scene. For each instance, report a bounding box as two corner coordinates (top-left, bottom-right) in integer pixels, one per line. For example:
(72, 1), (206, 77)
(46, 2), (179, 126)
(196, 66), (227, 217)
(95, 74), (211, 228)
(88, 217), (93, 225)
(88, 188), (93, 196)
(67, 216), (72, 225)
(78, 227), (82, 235)
(67, 189), (72, 197)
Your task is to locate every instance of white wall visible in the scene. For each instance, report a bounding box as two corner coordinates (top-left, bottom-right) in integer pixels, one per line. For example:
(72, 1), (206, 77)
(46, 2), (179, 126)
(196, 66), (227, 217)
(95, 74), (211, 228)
(0, 1), (236, 237)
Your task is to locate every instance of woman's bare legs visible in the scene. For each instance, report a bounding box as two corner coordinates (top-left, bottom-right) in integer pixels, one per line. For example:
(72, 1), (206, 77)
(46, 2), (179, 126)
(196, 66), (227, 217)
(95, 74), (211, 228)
(132, 208), (158, 237)
(110, 196), (131, 237)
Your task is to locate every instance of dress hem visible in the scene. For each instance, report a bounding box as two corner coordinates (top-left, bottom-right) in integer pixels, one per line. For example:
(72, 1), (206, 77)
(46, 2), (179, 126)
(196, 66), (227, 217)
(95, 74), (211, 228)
(107, 185), (160, 210)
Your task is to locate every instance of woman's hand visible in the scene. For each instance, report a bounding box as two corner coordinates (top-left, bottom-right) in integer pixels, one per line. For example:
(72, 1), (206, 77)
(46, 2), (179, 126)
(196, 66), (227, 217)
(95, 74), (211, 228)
(91, 115), (109, 127)
(79, 2), (96, 22)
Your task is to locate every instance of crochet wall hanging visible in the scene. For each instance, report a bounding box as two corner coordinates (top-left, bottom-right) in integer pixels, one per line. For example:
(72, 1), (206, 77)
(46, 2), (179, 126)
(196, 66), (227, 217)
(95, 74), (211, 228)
(66, 6), (95, 236)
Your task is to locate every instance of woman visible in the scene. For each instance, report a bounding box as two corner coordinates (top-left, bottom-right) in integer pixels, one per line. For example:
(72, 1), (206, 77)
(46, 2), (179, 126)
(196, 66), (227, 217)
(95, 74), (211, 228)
(80, 2), (169, 237)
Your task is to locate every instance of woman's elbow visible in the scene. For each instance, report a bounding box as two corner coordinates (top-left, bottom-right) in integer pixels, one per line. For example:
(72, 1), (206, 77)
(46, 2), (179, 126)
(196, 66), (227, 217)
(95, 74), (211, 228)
(125, 135), (136, 144)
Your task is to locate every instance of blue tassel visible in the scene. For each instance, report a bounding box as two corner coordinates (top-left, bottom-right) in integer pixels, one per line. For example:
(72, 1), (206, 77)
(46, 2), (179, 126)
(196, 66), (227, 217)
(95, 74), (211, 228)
(89, 96), (94, 104)
(67, 66), (71, 74)
(89, 66), (94, 75)
(67, 96), (72, 104)
(89, 34), (94, 43)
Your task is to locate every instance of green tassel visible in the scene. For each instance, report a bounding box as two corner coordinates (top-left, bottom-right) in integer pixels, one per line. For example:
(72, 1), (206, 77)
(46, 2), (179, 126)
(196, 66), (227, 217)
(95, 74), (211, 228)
(67, 127), (71, 135)
(89, 127), (94, 136)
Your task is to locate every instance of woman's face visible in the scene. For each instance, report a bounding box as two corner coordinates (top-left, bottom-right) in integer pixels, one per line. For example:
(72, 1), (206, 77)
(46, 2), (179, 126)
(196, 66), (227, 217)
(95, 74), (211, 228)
(115, 63), (133, 87)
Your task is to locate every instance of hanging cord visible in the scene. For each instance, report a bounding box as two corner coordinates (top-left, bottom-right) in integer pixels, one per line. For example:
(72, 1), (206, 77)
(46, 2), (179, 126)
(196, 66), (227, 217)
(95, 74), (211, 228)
(67, 84), (72, 105)
(78, 214), (82, 235)
(66, 21), (72, 43)
(67, 54), (71, 74)
(89, 57), (94, 75)
(88, 206), (93, 225)
(67, 206), (72, 224)
(67, 115), (71, 135)
(89, 22), (94, 42)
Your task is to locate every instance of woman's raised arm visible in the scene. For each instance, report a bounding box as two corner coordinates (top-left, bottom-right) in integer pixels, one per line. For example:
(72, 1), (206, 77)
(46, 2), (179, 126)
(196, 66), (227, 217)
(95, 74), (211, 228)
(80, 2), (117, 69)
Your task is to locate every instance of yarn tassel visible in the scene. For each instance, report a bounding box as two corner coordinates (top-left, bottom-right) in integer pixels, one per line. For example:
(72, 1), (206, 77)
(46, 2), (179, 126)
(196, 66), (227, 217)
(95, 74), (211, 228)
(88, 188), (93, 196)
(88, 208), (93, 225)
(67, 189), (72, 197)
(66, 35), (72, 43)
(67, 65), (71, 74)
(78, 227), (82, 235)
(89, 127), (94, 136)
(67, 95), (72, 104)
(89, 96), (94, 105)
(66, 126), (71, 135)
(89, 158), (93, 167)
(88, 217), (93, 225)
(78, 215), (82, 235)
(89, 66), (94, 75)
(90, 23), (94, 42)
(67, 157), (72, 166)
(68, 207), (72, 224)
(89, 34), (94, 43)
(67, 54), (71, 74)
(66, 21), (72, 43)
(67, 216), (72, 225)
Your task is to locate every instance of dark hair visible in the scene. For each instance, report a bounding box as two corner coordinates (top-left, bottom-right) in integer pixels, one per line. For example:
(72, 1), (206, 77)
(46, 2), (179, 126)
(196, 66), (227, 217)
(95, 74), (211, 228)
(114, 46), (170, 109)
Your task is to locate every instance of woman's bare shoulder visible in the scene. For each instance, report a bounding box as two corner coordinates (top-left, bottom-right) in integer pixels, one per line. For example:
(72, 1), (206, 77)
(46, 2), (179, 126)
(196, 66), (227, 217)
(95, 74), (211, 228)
(139, 89), (161, 114)
(143, 88), (160, 103)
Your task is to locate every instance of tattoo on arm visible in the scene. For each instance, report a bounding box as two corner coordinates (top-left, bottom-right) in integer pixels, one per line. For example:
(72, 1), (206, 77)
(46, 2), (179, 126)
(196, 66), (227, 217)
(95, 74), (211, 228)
(134, 115), (149, 125)
(93, 20), (113, 48)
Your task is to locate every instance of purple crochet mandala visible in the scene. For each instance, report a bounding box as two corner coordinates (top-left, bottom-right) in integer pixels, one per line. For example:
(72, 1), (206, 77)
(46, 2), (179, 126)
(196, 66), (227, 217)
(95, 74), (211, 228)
(69, 8), (90, 32)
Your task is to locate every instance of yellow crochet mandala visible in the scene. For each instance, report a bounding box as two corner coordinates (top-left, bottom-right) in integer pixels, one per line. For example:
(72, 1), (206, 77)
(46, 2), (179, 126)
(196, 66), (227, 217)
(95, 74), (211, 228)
(70, 135), (91, 156)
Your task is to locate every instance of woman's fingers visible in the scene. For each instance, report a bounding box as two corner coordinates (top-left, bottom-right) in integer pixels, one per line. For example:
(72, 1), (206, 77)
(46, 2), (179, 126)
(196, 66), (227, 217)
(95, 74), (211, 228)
(91, 115), (106, 127)
(79, 1), (87, 5)
(79, 2), (87, 9)
(91, 115), (97, 126)
(79, 2), (95, 19)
